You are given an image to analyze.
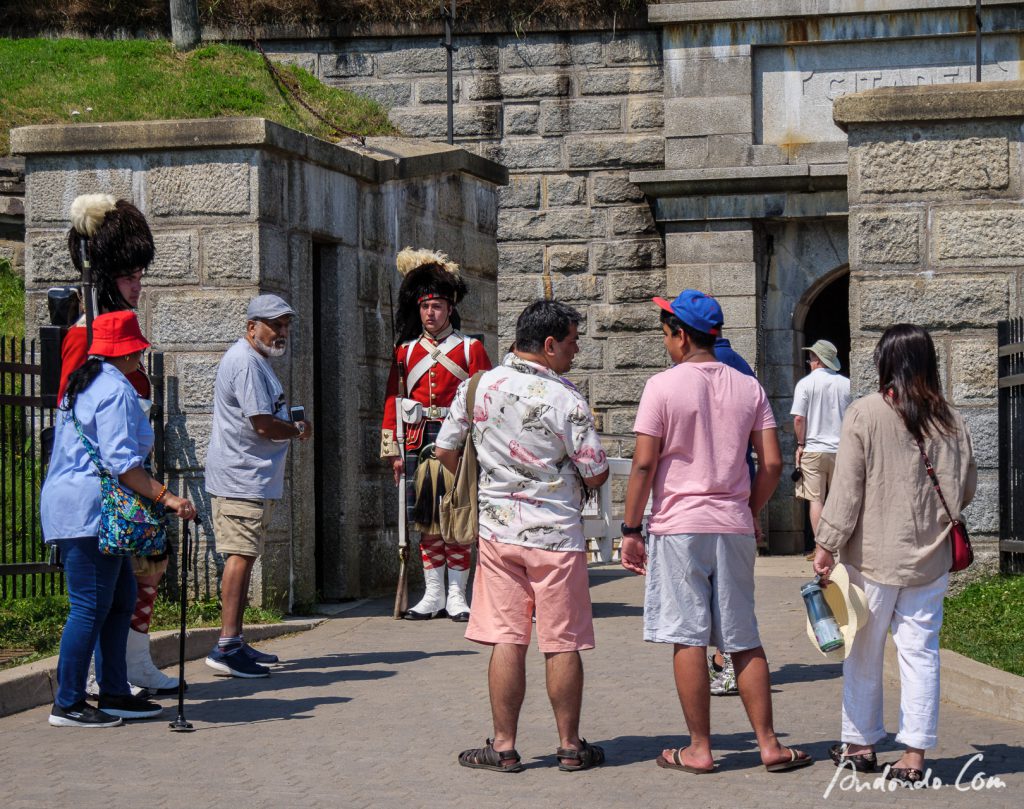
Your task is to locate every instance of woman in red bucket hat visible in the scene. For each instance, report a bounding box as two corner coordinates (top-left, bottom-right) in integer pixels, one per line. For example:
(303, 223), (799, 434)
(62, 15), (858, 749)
(40, 311), (197, 728)
(58, 194), (181, 695)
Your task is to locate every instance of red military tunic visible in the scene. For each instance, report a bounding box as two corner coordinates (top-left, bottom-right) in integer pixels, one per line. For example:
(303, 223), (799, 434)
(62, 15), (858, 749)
(380, 326), (491, 457)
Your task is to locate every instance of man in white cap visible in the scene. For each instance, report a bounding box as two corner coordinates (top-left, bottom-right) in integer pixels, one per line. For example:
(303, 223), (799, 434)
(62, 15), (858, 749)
(204, 294), (313, 678)
(791, 339), (851, 546)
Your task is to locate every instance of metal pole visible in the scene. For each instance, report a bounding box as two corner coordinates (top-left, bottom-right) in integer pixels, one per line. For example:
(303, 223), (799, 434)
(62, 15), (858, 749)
(975, 0), (982, 82)
(442, 2), (457, 144)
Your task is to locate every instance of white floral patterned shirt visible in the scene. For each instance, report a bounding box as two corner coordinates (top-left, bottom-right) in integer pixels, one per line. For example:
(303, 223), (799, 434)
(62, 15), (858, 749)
(436, 354), (609, 552)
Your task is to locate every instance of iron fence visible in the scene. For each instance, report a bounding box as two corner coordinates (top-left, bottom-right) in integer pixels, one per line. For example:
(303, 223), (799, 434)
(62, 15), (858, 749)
(0, 336), (58, 597)
(997, 317), (1024, 575)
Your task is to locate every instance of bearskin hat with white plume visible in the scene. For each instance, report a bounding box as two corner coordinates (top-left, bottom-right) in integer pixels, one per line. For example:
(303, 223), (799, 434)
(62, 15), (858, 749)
(67, 194), (154, 312)
(394, 247), (468, 345)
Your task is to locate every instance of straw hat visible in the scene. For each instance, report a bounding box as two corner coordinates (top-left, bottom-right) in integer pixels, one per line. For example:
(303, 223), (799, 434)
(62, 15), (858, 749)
(804, 563), (869, 660)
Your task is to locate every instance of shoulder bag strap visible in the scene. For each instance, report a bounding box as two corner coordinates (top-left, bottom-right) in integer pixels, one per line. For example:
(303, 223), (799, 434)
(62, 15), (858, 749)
(465, 372), (483, 431)
(916, 439), (956, 523)
(71, 411), (111, 478)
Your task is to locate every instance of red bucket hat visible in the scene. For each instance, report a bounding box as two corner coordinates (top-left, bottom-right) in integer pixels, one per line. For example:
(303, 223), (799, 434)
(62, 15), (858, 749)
(87, 310), (151, 357)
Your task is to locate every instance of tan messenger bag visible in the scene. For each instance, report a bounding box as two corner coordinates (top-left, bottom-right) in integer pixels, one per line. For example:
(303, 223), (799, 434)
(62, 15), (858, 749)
(440, 372), (484, 546)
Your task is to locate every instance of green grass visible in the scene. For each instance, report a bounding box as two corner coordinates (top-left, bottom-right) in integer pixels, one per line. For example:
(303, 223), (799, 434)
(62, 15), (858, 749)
(0, 594), (284, 670)
(941, 574), (1024, 677)
(0, 38), (396, 155)
(0, 258), (23, 339)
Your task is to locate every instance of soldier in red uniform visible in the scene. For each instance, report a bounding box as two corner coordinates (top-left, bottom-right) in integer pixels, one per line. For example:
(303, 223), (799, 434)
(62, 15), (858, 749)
(381, 248), (491, 621)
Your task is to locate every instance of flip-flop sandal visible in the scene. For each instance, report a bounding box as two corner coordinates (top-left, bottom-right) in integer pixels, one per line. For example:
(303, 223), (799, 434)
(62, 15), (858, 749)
(458, 739), (524, 773)
(556, 738), (606, 772)
(828, 743), (877, 772)
(765, 748), (814, 773)
(656, 748), (717, 774)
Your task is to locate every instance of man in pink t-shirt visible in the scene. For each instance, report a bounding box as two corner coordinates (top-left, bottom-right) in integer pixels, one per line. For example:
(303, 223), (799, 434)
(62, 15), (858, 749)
(620, 289), (814, 776)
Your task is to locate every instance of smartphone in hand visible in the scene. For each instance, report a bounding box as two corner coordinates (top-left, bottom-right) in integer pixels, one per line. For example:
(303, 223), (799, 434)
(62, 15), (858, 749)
(290, 405), (305, 423)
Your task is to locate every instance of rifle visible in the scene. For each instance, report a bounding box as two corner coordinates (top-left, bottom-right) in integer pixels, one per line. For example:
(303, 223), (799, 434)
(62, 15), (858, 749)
(393, 360), (409, 618)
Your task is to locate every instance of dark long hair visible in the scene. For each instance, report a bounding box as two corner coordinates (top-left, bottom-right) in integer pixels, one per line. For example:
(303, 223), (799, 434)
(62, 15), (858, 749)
(874, 324), (956, 442)
(68, 200), (154, 313)
(61, 358), (103, 412)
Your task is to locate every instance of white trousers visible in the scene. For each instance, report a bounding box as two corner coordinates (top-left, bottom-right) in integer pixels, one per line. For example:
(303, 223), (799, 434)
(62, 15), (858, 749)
(841, 568), (948, 750)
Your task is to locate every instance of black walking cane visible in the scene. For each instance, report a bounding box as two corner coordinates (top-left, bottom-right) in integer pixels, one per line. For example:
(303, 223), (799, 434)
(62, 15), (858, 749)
(169, 515), (199, 732)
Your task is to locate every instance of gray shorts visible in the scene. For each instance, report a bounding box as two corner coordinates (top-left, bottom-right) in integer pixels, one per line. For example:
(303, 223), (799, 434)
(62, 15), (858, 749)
(643, 532), (761, 652)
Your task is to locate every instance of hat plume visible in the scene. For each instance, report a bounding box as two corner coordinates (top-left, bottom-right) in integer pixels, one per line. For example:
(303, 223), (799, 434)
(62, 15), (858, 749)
(70, 193), (117, 237)
(396, 247), (460, 278)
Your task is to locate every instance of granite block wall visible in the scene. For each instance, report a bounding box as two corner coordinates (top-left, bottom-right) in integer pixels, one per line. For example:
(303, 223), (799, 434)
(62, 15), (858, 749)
(265, 28), (668, 455)
(836, 81), (1024, 560)
(14, 119), (502, 603)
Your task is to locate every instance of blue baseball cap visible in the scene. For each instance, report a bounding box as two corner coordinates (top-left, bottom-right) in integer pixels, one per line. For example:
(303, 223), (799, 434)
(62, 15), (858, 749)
(653, 289), (724, 336)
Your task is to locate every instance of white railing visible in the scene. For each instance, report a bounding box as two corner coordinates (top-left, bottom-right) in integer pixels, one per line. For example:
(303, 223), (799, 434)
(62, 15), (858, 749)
(583, 457), (652, 564)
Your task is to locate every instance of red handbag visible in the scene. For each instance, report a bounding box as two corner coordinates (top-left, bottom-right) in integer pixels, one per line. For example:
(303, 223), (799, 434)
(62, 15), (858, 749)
(917, 440), (974, 573)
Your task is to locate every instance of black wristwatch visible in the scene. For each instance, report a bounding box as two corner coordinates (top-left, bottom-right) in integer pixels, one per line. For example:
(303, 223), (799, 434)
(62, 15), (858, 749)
(621, 521), (644, 537)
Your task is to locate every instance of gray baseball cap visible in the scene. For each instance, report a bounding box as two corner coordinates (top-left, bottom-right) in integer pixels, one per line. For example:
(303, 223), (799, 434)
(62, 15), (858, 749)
(247, 294), (296, 321)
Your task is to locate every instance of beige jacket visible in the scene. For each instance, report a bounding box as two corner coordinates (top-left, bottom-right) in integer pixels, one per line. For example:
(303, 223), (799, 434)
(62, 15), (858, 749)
(816, 392), (976, 587)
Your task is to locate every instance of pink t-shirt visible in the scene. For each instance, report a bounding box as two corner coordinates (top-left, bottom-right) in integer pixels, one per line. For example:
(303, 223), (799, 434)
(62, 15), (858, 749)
(633, 361), (776, 536)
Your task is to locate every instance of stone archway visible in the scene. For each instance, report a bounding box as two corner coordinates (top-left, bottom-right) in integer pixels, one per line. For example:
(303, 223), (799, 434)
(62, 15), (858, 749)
(794, 264), (851, 376)
(760, 219), (849, 553)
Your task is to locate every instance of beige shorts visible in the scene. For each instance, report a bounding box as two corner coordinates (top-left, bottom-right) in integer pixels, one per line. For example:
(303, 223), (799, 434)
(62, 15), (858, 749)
(795, 451), (836, 503)
(212, 496), (275, 558)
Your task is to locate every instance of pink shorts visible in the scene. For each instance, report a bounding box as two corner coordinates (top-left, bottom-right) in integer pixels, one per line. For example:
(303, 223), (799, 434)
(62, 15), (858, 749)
(465, 539), (595, 653)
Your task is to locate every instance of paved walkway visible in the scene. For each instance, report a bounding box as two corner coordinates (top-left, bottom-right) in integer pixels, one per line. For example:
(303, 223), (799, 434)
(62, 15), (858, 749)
(3, 558), (1021, 808)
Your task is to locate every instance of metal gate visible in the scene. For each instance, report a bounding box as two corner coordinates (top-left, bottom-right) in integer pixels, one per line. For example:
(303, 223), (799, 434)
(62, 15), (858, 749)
(0, 335), (166, 597)
(997, 317), (1024, 575)
(0, 336), (58, 597)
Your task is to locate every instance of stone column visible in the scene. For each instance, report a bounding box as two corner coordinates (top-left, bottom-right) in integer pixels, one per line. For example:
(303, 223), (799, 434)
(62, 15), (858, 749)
(835, 81), (1024, 556)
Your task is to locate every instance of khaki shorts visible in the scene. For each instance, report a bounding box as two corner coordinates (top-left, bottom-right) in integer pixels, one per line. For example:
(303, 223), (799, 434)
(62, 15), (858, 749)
(795, 451), (836, 503)
(211, 496), (275, 558)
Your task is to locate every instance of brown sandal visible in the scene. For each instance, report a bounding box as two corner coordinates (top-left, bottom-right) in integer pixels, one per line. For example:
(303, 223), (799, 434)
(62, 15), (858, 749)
(458, 739), (524, 773)
(556, 738), (605, 772)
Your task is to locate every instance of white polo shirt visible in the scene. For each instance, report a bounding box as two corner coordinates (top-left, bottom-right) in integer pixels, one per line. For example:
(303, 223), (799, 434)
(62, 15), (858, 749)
(790, 368), (851, 453)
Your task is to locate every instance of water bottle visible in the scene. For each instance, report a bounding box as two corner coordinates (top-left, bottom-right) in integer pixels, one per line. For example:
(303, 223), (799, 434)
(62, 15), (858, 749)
(801, 576), (844, 653)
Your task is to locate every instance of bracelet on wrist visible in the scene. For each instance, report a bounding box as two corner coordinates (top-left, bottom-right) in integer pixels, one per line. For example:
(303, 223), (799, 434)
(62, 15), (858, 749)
(154, 484), (168, 504)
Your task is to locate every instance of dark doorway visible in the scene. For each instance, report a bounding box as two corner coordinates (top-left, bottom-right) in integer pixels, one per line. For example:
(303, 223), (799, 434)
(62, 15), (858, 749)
(312, 242), (329, 597)
(798, 270), (850, 552)
(801, 272), (850, 377)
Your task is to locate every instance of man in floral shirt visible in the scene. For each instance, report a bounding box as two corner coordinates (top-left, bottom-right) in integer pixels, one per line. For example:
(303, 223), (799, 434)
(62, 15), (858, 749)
(436, 300), (609, 774)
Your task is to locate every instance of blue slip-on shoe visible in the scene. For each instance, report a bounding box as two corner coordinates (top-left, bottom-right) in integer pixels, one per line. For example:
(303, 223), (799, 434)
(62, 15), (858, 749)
(243, 643), (279, 664)
(205, 646), (270, 678)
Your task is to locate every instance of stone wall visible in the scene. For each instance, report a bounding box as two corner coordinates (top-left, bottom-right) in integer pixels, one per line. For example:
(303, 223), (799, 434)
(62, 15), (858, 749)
(264, 28), (667, 455)
(0, 158), (25, 276)
(12, 118), (504, 603)
(834, 80), (1024, 554)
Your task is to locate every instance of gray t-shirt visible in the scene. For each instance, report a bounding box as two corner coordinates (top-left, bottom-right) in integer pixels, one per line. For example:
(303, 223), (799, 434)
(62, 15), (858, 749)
(205, 338), (290, 500)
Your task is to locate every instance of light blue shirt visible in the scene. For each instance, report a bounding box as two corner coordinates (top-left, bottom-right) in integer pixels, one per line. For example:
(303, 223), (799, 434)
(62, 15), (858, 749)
(204, 338), (290, 500)
(40, 363), (152, 542)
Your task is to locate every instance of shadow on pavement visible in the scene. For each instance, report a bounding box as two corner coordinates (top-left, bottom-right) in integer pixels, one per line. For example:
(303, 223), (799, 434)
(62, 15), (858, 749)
(769, 661), (843, 685)
(289, 649), (478, 667)
(591, 600), (643, 619)
(184, 694), (353, 725)
(581, 731), (762, 768)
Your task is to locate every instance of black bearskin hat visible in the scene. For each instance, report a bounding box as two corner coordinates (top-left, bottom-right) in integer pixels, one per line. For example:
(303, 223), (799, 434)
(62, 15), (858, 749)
(395, 247), (468, 345)
(67, 194), (155, 313)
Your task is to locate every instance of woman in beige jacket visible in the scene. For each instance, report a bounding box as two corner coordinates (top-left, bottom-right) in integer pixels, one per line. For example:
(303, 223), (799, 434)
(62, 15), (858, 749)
(813, 324), (976, 787)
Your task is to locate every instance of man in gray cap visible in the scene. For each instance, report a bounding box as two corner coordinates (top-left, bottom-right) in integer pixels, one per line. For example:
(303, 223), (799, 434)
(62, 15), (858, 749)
(204, 294), (313, 677)
(790, 339), (850, 548)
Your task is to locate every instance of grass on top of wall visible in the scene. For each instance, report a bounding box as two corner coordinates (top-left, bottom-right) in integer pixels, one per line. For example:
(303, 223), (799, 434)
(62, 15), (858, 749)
(941, 573), (1024, 678)
(4, 1), (651, 33)
(0, 38), (397, 156)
